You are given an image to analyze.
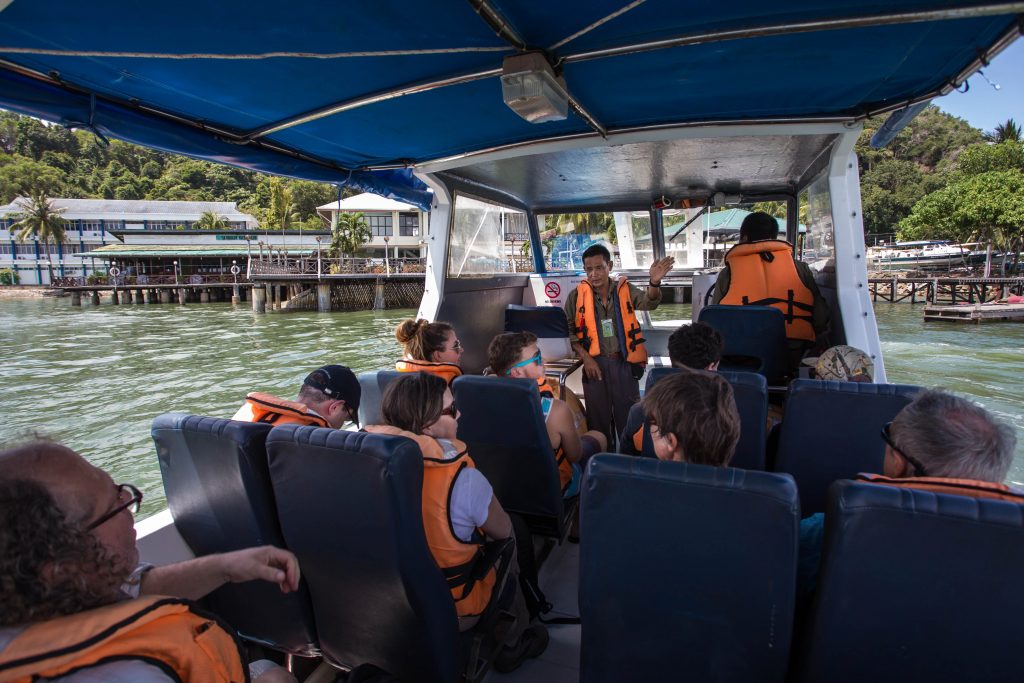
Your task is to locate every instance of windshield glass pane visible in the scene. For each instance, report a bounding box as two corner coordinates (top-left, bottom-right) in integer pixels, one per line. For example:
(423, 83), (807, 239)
(449, 195), (528, 277)
(800, 176), (835, 271)
(537, 212), (615, 271)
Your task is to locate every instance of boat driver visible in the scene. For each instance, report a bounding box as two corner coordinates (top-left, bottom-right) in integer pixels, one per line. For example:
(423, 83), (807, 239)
(0, 440), (300, 682)
(712, 211), (830, 348)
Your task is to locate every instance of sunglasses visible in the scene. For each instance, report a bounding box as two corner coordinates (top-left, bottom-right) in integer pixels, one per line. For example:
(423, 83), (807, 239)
(440, 401), (459, 418)
(451, 340), (463, 351)
(87, 483), (143, 531)
(506, 351), (543, 375)
(881, 422), (928, 477)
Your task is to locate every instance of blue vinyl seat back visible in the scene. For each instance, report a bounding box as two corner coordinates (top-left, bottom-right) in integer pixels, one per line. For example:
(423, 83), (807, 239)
(774, 379), (919, 515)
(452, 375), (565, 531)
(357, 370), (401, 427)
(697, 305), (789, 383)
(504, 303), (570, 337)
(151, 413), (318, 655)
(640, 367), (768, 470)
(798, 480), (1024, 682)
(581, 455), (799, 683)
(266, 425), (459, 682)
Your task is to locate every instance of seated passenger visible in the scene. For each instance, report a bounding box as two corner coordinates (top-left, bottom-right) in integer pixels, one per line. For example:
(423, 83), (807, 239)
(394, 318), (463, 384)
(0, 440), (300, 682)
(620, 321), (724, 455)
(798, 389), (1019, 606)
(488, 331), (607, 493)
(233, 364), (360, 428)
(642, 371), (740, 466)
(711, 211), (829, 346)
(364, 373), (548, 672)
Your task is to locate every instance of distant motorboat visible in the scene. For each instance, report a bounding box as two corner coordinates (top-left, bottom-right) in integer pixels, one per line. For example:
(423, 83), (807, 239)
(869, 240), (990, 271)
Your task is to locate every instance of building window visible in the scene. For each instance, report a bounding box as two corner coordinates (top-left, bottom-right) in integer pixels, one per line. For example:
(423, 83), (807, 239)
(0, 244), (12, 254)
(399, 212), (419, 237)
(15, 244), (36, 256)
(81, 220), (103, 231)
(368, 214), (393, 237)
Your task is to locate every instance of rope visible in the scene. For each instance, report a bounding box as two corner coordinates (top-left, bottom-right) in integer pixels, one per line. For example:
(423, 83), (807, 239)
(548, 0), (646, 51)
(0, 46), (512, 60)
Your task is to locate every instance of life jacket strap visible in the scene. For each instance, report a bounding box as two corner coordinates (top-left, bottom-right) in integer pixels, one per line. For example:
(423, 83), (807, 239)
(741, 289), (815, 323)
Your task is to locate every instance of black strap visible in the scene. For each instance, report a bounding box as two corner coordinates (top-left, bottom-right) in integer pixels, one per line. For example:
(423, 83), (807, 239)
(539, 614), (582, 625)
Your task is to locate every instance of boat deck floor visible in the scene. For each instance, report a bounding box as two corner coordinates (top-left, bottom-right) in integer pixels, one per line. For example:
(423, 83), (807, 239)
(485, 540), (581, 682)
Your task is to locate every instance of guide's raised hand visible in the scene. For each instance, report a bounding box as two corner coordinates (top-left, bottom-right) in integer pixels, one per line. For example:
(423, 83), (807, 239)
(649, 257), (675, 285)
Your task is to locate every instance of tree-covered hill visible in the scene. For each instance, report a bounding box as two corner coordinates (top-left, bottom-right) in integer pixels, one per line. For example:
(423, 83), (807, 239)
(0, 111), (341, 229)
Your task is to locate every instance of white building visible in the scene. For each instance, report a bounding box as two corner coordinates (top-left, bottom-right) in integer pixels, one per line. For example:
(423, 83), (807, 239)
(317, 192), (427, 260)
(0, 199), (259, 285)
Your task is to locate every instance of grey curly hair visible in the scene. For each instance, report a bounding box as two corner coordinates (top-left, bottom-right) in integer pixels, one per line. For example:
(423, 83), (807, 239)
(0, 473), (128, 626)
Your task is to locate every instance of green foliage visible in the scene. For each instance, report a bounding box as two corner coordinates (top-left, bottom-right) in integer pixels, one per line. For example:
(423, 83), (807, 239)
(329, 212), (371, 257)
(0, 155), (66, 202)
(856, 106), (989, 236)
(897, 169), (1024, 252)
(953, 140), (1024, 177)
(983, 118), (1022, 143)
(0, 268), (19, 285)
(195, 211), (229, 230)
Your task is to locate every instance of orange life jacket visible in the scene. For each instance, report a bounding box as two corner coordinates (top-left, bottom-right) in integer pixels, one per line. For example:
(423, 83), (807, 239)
(540, 396), (574, 491)
(0, 596), (247, 683)
(231, 392), (329, 428)
(395, 359), (463, 385)
(363, 426), (495, 618)
(857, 473), (1024, 503)
(574, 279), (647, 363)
(719, 240), (817, 342)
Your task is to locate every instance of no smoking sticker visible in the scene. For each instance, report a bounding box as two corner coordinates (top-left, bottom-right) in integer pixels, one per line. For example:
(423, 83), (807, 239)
(544, 282), (561, 299)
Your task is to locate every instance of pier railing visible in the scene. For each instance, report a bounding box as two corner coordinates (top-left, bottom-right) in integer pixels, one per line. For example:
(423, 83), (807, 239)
(249, 256), (426, 277)
(868, 276), (1024, 305)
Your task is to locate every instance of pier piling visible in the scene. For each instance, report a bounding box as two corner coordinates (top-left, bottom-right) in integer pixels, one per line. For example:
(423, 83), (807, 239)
(71, 291), (81, 306)
(178, 288), (187, 306)
(110, 290), (119, 305)
(200, 289), (210, 303)
(232, 285), (240, 305)
(252, 285), (267, 313)
(90, 291), (100, 306)
(317, 283), (331, 312)
(123, 290), (133, 304)
(136, 289), (145, 304)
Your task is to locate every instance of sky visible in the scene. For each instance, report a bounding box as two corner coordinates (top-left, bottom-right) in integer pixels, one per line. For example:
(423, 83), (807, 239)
(934, 38), (1024, 133)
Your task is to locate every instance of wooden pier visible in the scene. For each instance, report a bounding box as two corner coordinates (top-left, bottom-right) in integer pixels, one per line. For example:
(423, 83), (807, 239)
(868, 276), (1024, 305)
(923, 303), (1024, 324)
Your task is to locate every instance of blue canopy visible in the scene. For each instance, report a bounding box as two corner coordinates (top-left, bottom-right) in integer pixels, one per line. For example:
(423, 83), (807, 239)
(0, 1), (1018, 209)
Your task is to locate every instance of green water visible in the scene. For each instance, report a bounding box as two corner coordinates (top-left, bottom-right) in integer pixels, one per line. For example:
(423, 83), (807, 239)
(1, 298), (1022, 520)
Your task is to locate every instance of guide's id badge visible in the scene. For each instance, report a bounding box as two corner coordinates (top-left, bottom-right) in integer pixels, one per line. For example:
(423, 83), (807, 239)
(601, 318), (614, 338)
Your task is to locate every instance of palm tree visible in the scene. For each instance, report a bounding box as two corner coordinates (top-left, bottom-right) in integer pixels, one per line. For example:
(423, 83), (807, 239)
(195, 210), (228, 230)
(267, 177), (299, 230)
(983, 118), (1022, 143)
(11, 192), (66, 284)
(329, 212), (371, 257)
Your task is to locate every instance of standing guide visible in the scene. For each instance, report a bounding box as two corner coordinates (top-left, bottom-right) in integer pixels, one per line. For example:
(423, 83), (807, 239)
(564, 244), (674, 443)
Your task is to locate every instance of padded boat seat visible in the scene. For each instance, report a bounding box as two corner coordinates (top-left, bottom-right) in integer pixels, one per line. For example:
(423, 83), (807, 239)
(627, 367), (768, 470)
(357, 370), (401, 427)
(773, 379), (920, 515)
(697, 305), (789, 384)
(150, 413), (318, 656)
(504, 304), (581, 399)
(452, 374), (574, 539)
(581, 454), (799, 683)
(798, 480), (1024, 682)
(266, 425), (463, 682)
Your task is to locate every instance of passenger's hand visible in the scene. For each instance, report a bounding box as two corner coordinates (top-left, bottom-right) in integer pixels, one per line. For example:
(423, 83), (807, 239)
(648, 257), (675, 285)
(582, 354), (603, 381)
(222, 546), (300, 593)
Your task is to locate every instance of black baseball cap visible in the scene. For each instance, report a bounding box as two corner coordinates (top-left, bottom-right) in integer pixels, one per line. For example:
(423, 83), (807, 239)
(303, 365), (361, 416)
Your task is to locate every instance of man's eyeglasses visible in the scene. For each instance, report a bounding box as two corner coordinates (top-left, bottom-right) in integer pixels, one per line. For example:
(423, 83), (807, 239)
(86, 483), (143, 531)
(881, 422), (928, 477)
(440, 401), (459, 418)
(452, 339), (463, 351)
(506, 351), (543, 375)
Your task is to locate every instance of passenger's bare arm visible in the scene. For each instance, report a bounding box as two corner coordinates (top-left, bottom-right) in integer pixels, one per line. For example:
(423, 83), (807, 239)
(140, 546), (300, 601)
(550, 399), (583, 463)
(480, 495), (512, 540)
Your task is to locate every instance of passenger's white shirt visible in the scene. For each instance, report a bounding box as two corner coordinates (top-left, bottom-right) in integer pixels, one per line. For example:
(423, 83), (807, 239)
(438, 438), (493, 541)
